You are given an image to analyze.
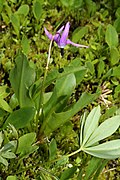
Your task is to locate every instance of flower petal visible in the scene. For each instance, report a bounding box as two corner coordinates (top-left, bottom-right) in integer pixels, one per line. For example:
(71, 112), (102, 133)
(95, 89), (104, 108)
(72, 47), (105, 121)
(59, 22), (70, 47)
(44, 27), (53, 40)
(67, 39), (89, 48)
(54, 25), (64, 43)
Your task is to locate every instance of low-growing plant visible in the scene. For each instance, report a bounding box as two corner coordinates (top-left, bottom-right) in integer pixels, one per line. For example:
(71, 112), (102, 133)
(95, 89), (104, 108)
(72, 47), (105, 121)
(1, 1), (120, 178)
(0, 20), (120, 179)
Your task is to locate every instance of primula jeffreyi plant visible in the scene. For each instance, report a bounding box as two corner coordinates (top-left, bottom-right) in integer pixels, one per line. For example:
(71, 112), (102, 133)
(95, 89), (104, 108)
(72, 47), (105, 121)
(0, 21), (120, 179)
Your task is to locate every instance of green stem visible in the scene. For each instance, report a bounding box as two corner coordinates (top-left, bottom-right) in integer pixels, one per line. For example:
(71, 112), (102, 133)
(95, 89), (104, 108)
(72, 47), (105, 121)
(36, 38), (53, 134)
(50, 148), (82, 164)
(66, 148), (82, 157)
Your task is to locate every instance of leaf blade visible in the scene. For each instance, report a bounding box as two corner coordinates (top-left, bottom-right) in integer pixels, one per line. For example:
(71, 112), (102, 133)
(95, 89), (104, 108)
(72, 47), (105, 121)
(82, 106), (101, 146)
(83, 140), (120, 159)
(85, 115), (120, 147)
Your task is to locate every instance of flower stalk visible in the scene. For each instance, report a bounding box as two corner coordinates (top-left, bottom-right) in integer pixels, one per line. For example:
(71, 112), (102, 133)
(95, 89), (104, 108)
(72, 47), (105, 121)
(36, 38), (53, 134)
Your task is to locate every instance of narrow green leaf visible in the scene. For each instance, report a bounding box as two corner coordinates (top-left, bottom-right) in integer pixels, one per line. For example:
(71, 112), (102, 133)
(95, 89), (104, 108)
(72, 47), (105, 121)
(0, 85), (9, 99)
(4, 107), (35, 129)
(0, 0), (4, 13)
(60, 166), (77, 180)
(105, 24), (118, 47)
(2, 151), (16, 159)
(85, 115), (120, 147)
(0, 156), (8, 166)
(0, 132), (3, 147)
(82, 106), (101, 146)
(97, 60), (105, 78)
(10, 14), (20, 36)
(114, 17), (120, 33)
(84, 140), (120, 159)
(0, 98), (12, 112)
(33, 0), (42, 20)
(93, 160), (108, 180)
(80, 112), (86, 145)
(49, 139), (57, 160)
(10, 52), (35, 107)
(84, 157), (105, 180)
(44, 92), (99, 135)
(110, 47), (119, 65)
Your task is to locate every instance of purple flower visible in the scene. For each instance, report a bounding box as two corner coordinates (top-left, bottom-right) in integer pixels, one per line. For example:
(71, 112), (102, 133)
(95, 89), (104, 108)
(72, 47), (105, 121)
(44, 22), (89, 48)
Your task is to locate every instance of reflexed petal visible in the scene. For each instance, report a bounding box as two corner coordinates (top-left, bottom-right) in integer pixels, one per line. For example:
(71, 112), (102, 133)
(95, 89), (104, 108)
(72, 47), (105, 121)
(57, 25), (64, 34)
(67, 39), (89, 48)
(44, 27), (53, 40)
(59, 22), (70, 47)
(54, 25), (64, 43)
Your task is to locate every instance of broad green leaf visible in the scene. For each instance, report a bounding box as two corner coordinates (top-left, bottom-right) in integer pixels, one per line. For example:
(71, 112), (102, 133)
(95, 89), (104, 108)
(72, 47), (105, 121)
(85, 115), (120, 147)
(40, 73), (76, 133)
(112, 65), (120, 77)
(0, 98), (12, 112)
(105, 24), (118, 47)
(84, 157), (107, 180)
(32, 66), (86, 100)
(60, 166), (77, 180)
(16, 4), (29, 16)
(83, 140), (120, 159)
(44, 73), (76, 118)
(82, 106), (101, 146)
(72, 26), (88, 43)
(4, 107), (35, 129)
(1, 141), (17, 152)
(10, 52), (35, 107)
(6, 176), (17, 180)
(33, 0), (42, 20)
(49, 139), (57, 160)
(2, 151), (16, 159)
(60, 0), (74, 7)
(44, 92), (99, 135)
(10, 14), (20, 37)
(73, 0), (83, 8)
(0, 156), (8, 166)
(110, 47), (119, 65)
(16, 132), (38, 157)
(21, 35), (30, 55)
